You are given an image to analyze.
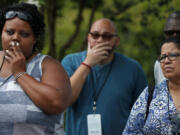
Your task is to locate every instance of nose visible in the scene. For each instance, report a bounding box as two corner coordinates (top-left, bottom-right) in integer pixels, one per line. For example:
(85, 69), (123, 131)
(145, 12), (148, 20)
(173, 32), (177, 36)
(12, 33), (20, 41)
(164, 56), (171, 63)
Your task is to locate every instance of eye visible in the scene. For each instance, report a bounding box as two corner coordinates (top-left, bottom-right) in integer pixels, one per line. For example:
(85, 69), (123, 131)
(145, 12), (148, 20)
(102, 34), (114, 39)
(91, 33), (100, 39)
(169, 52), (180, 57)
(20, 32), (30, 38)
(6, 29), (14, 35)
(159, 54), (166, 60)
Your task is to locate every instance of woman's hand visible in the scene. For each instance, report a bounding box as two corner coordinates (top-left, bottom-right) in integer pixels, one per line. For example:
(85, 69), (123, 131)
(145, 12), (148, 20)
(5, 41), (26, 76)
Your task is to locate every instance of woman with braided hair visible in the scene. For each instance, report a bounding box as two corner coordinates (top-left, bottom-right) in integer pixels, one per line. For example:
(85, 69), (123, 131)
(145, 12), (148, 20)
(0, 2), (71, 135)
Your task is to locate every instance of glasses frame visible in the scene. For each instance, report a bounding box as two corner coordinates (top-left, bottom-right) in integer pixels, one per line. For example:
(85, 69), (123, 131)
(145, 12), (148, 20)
(89, 32), (118, 41)
(5, 11), (32, 22)
(164, 30), (180, 36)
(158, 52), (180, 63)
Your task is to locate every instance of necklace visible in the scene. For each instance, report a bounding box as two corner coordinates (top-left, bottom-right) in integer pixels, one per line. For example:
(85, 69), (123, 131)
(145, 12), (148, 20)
(0, 55), (13, 87)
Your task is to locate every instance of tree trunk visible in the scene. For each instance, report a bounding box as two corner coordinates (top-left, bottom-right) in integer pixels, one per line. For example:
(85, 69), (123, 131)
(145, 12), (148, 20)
(80, 0), (98, 51)
(46, 0), (57, 58)
(58, 0), (86, 60)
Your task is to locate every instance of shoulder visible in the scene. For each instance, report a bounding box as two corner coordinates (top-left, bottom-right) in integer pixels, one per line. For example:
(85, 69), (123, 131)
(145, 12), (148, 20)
(61, 51), (86, 67)
(126, 86), (149, 119)
(148, 81), (167, 102)
(35, 54), (64, 74)
(155, 80), (167, 92)
(115, 53), (144, 70)
(61, 51), (87, 76)
(42, 55), (61, 68)
(115, 53), (141, 65)
(62, 51), (86, 61)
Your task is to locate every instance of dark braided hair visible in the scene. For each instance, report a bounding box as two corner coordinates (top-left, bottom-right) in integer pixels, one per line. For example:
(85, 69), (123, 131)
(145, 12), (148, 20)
(0, 2), (45, 52)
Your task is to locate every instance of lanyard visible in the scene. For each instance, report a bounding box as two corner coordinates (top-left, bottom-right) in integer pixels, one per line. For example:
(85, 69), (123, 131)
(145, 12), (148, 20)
(91, 56), (115, 113)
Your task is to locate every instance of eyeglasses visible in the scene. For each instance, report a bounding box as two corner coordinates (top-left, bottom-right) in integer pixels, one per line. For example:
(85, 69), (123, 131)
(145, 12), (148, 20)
(164, 30), (180, 36)
(89, 32), (117, 41)
(5, 11), (32, 21)
(158, 52), (180, 63)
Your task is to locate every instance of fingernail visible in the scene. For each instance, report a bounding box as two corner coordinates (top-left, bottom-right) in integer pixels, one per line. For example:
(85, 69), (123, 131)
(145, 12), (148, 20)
(16, 42), (19, 46)
(11, 42), (15, 46)
(6, 50), (9, 53)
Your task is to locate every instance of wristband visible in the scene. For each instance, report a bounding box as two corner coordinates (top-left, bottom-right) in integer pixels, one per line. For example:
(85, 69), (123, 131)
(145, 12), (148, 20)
(15, 72), (27, 82)
(81, 62), (92, 70)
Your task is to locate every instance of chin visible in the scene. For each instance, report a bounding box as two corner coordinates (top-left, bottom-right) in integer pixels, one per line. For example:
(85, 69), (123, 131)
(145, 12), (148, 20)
(164, 74), (175, 80)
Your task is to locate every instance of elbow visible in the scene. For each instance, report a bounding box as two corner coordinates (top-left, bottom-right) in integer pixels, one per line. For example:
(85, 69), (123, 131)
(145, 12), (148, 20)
(45, 87), (72, 115)
(45, 96), (71, 115)
(46, 101), (67, 115)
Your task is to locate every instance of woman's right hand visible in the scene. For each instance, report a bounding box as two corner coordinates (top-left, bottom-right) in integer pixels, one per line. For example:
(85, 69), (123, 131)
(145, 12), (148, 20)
(5, 41), (26, 76)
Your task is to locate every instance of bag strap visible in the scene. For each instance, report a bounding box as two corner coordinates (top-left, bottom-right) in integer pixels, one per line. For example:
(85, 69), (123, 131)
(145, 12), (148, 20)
(145, 84), (155, 121)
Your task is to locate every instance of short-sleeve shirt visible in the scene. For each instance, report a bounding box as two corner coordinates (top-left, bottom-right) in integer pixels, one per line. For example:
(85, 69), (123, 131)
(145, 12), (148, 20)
(62, 51), (147, 135)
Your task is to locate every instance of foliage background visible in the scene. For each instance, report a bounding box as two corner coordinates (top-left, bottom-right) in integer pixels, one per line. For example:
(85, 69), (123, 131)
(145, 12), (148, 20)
(1, 0), (180, 84)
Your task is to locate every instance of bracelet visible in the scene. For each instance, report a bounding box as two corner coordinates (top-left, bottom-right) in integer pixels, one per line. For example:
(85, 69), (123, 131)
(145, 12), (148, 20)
(15, 72), (27, 82)
(81, 62), (92, 70)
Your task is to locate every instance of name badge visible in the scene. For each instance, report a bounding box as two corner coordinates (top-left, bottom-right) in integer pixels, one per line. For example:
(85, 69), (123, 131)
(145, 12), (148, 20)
(87, 114), (102, 135)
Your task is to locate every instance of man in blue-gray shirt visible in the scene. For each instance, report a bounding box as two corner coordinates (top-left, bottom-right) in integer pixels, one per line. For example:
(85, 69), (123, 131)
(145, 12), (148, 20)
(61, 18), (147, 135)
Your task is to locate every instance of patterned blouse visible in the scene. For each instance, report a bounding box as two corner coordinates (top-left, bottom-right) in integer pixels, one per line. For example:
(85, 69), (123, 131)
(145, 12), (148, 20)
(123, 80), (178, 135)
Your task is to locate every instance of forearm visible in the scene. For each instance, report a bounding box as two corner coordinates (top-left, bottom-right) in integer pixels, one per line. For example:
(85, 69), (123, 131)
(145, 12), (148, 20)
(70, 63), (91, 105)
(16, 74), (70, 114)
(68, 42), (112, 104)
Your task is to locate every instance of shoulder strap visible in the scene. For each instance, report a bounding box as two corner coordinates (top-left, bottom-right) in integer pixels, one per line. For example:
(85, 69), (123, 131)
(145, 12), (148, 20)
(145, 84), (155, 121)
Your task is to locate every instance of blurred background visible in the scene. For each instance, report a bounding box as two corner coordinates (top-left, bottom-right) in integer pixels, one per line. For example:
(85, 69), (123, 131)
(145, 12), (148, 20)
(1, 0), (180, 84)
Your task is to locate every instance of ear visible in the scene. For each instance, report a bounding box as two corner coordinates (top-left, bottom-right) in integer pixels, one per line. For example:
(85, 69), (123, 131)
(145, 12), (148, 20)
(88, 33), (91, 42)
(87, 33), (92, 49)
(32, 39), (37, 48)
(115, 36), (120, 47)
(33, 39), (37, 45)
(32, 38), (38, 51)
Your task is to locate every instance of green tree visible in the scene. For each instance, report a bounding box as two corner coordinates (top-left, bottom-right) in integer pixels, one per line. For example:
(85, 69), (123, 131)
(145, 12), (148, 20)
(43, 0), (64, 58)
(0, 0), (19, 8)
(102, 0), (179, 83)
(58, 0), (103, 60)
(33, 0), (180, 83)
